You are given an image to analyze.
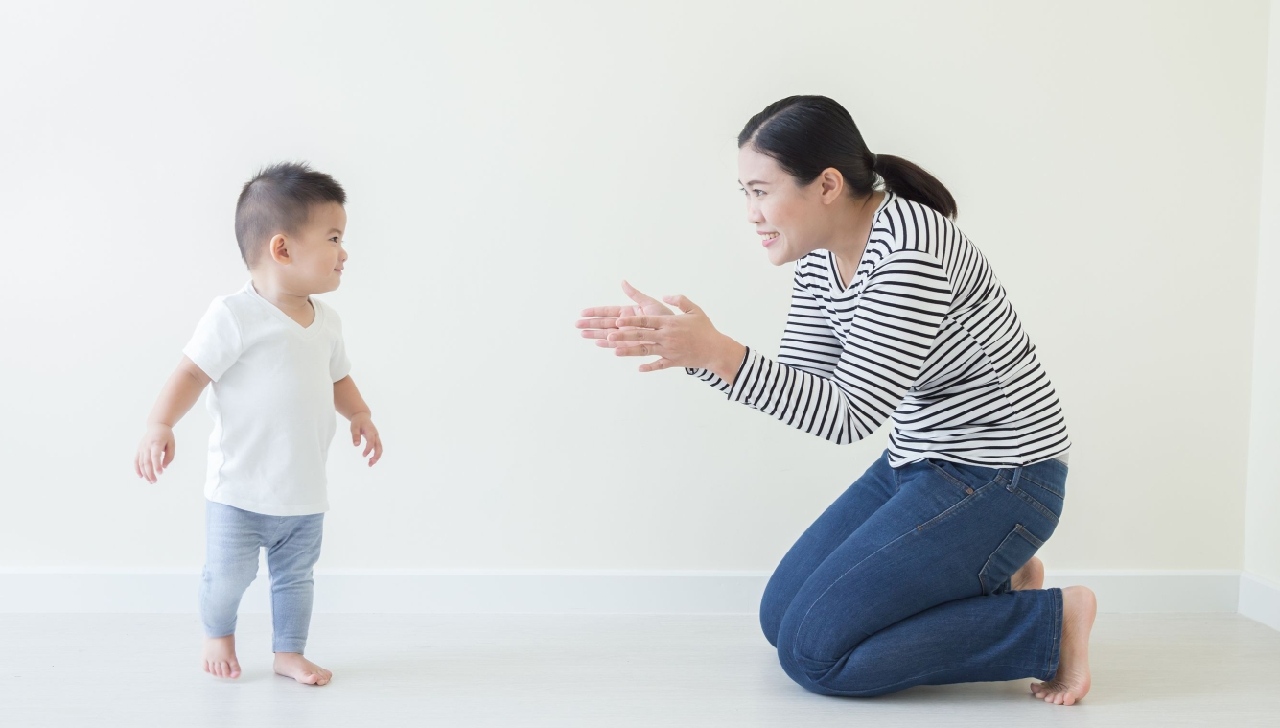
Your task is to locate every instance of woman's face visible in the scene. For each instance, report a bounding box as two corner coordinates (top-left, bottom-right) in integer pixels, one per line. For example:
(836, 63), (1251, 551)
(737, 145), (828, 266)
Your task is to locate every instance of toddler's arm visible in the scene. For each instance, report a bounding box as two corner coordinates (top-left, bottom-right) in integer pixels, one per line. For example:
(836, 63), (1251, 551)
(134, 356), (211, 483)
(334, 375), (383, 466)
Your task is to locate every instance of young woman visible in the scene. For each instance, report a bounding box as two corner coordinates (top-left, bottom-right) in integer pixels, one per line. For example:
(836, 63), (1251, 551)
(577, 95), (1094, 706)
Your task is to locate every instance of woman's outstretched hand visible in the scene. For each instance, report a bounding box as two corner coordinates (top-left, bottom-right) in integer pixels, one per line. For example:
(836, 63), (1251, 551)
(576, 281), (747, 381)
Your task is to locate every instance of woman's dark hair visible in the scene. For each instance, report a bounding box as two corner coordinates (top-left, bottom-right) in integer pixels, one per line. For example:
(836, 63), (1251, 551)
(738, 95), (957, 219)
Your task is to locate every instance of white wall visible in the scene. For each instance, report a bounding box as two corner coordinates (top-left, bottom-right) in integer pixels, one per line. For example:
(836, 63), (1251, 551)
(1245, 0), (1280, 588)
(0, 0), (1270, 578)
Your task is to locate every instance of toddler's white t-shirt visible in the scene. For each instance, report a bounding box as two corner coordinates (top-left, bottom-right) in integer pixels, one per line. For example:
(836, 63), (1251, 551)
(182, 282), (351, 516)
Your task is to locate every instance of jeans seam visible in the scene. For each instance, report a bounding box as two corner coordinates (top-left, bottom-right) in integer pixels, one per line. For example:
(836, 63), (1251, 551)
(809, 662), (1050, 697)
(924, 460), (987, 493)
(1045, 587), (1063, 679)
(1007, 484), (1060, 524)
(915, 479), (997, 533)
(1018, 469), (1066, 498)
(791, 523), (923, 666)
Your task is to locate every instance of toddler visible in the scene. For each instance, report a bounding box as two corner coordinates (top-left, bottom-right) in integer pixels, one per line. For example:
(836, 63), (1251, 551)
(133, 162), (382, 686)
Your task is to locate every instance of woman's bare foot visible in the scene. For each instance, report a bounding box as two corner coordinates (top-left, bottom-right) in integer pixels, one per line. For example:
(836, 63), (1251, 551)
(1031, 585), (1096, 706)
(1012, 556), (1045, 591)
(203, 635), (241, 679)
(273, 652), (332, 686)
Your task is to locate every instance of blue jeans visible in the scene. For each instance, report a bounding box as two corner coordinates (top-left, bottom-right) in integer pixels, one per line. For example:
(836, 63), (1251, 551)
(199, 501), (324, 654)
(760, 451), (1068, 696)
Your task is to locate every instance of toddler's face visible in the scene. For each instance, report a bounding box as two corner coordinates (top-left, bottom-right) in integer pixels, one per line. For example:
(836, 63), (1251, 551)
(285, 202), (348, 294)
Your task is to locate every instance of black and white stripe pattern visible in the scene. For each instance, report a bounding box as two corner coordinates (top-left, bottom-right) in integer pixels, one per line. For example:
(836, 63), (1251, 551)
(690, 193), (1070, 468)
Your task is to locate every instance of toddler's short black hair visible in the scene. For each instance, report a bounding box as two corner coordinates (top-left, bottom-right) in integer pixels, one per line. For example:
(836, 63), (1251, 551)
(234, 162), (345, 267)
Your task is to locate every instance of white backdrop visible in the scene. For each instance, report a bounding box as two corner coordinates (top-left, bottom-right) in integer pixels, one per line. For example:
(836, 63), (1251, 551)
(0, 1), (1271, 581)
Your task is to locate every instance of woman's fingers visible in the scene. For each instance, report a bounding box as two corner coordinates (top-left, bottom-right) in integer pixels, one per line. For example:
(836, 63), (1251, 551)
(638, 358), (675, 373)
(621, 280), (660, 305)
(608, 329), (661, 343)
(663, 294), (702, 315)
(597, 336), (658, 348)
(579, 307), (626, 319)
(615, 316), (665, 329)
(614, 343), (658, 357)
(575, 316), (622, 330)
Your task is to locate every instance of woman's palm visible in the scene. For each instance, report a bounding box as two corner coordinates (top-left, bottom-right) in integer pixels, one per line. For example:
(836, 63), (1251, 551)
(576, 281), (673, 346)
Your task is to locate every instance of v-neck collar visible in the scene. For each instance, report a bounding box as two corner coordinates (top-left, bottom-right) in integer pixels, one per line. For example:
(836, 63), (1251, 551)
(244, 281), (322, 334)
(828, 192), (895, 295)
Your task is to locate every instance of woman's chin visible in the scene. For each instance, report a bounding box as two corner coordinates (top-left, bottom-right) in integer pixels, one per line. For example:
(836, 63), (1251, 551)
(766, 245), (796, 266)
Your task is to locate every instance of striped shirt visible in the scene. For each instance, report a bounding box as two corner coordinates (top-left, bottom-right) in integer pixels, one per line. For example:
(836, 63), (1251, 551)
(689, 193), (1070, 468)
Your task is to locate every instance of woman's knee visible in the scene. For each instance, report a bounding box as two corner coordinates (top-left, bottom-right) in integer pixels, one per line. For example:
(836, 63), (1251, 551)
(773, 607), (821, 685)
(772, 609), (879, 696)
(759, 595), (784, 647)
(758, 568), (800, 647)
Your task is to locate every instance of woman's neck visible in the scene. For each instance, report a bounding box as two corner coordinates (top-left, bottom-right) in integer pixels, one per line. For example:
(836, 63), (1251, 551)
(826, 191), (884, 287)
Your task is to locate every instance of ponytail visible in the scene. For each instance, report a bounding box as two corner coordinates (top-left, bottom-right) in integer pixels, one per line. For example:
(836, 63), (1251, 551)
(741, 96), (958, 219)
(873, 154), (957, 219)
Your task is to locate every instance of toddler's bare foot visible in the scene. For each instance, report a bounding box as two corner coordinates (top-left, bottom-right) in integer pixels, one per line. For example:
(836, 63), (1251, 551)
(1012, 556), (1045, 591)
(274, 652), (332, 686)
(203, 635), (241, 679)
(1031, 585), (1096, 706)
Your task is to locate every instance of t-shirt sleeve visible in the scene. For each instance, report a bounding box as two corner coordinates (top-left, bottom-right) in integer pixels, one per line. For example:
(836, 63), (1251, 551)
(181, 299), (244, 382)
(328, 308), (352, 383)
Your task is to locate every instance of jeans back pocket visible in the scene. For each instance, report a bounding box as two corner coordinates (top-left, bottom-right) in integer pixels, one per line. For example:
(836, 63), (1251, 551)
(979, 523), (1046, 596)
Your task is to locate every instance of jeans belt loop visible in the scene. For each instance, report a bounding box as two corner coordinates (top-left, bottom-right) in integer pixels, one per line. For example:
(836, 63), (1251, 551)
(1008, 466), (1023, 492)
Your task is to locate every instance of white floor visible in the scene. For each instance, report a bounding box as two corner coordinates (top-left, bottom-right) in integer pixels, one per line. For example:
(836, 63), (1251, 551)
(2, 613), (1278, 727)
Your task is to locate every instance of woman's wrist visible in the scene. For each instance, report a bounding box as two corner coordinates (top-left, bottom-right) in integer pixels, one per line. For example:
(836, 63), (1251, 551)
(709, 338), (748, 385)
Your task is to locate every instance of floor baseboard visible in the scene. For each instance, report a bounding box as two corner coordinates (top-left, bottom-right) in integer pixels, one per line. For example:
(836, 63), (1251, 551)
(1239, 572), (1280, 630)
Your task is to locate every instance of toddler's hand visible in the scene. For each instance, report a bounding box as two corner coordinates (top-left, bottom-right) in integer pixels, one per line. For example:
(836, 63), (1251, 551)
(135, 424), (176, 483)
(351, 413), (383, 467)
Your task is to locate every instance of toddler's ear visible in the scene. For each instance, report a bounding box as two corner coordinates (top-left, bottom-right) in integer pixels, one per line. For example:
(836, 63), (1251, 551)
(267, 233), (291, 265)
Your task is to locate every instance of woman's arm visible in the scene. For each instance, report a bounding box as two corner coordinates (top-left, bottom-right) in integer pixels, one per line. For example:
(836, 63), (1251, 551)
(688, 259), (845, 392)
(608, 251), (953, 443)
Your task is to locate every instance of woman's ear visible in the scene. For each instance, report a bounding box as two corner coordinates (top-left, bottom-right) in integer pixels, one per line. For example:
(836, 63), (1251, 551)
(819, 167), (845, 203)
(268, 233), (291, 265)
